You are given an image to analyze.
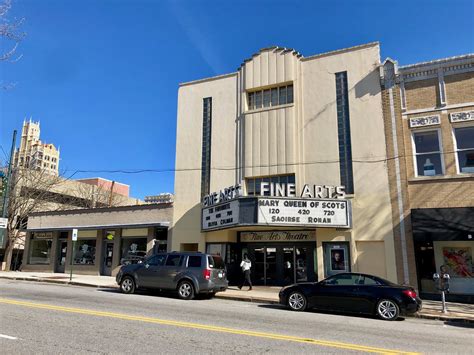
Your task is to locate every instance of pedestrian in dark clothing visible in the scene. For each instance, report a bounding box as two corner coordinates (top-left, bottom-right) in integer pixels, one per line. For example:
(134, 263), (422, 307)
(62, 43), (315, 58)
(239, 253), (252, 291)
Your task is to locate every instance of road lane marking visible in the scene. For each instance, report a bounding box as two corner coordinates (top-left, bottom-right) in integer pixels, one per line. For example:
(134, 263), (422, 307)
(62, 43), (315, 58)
(0, 334), (18, 340)
(0, 297), (418, 354)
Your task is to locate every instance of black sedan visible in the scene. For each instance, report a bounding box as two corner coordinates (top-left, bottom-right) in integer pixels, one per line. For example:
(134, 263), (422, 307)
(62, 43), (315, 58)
(279, 272), (422, 321)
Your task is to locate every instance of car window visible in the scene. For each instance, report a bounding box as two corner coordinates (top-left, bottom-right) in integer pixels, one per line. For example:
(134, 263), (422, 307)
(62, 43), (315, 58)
(187, 255), (202, 268)
(361, 276), (380, 285)
(325, 274), (360, 285)
(165, 254), (183, 266)
(208, 255), (225, 269)
(147, 254), (166, 266)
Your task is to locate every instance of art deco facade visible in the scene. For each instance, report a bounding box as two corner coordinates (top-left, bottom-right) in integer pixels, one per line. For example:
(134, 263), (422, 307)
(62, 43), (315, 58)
(172, 42), (398, 286)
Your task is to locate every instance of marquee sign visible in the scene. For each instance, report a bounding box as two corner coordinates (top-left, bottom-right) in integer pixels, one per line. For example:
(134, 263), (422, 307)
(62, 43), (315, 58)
(241, 231), (315, 243)
(202, 199), (240, 231)
(258, 197), (351, 228)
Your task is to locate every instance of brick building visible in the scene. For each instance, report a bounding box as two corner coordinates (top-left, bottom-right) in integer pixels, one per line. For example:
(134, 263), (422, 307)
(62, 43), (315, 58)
(381, 54), (474, 302)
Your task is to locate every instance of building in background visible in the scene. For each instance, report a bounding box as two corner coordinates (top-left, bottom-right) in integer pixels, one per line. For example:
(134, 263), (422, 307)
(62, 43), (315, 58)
(172, 42), (398, 286)
(144, 193), (174, 204)
(76, 177), (130, 197)
(13, 119), (60, 176)
(381, 54), (474, 302)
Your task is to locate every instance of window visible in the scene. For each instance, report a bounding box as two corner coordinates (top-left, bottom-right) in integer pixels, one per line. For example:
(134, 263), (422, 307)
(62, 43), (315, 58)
(187, 255), (202, 268)
(120, 238), (148, 265)
(263, 89), (271, 107)
(246, 174), (295, 196)
(165, 254), (183, 266)
(454, 126), (474, 173)
(73, 240), (96, 265)
(147, 254), (166, 266)
(29, 238), (52, 264)
(208, 255), (225, 269)
(201, 97), (212, 199)
(247, 84), (294, 111)
(324, 273), (359, 285)
(413, 130), (443, 176)
(335, 71), (354, 194)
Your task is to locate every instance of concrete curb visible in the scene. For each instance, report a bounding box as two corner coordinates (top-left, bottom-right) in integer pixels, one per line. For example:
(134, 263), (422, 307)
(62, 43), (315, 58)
(2, 276), (472, 323)
(0, 276), (119, 289)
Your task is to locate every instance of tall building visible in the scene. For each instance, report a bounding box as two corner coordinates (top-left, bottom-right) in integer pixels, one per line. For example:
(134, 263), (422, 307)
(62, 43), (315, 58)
(13, 119), (60, 176)
(381, 54), (474, 302)
(171, 42), (398, 286)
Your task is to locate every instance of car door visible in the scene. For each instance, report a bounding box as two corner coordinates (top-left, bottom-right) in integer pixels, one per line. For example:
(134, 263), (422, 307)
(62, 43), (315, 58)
(135, 254), (166, 288)
(155, 254), (184, 290)
(351, 275), (381, 314)
(310, 274), (360, 312)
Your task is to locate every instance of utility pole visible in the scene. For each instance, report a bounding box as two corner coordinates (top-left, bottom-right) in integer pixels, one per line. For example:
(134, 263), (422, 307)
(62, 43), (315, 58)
(0, 130), (17, 252)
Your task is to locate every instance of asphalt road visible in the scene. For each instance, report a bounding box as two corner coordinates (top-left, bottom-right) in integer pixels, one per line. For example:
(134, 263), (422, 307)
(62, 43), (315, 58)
(0, 280), (472, 354)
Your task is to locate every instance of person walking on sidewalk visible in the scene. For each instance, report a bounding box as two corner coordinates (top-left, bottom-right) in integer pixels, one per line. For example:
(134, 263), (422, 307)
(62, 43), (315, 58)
(239, 253), (252, 291)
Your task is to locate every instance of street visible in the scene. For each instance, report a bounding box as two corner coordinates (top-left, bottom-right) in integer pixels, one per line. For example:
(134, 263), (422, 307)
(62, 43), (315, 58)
(0, 280), (472, 354)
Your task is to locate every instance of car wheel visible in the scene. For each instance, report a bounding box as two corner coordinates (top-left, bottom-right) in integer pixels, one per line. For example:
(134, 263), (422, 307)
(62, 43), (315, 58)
(376, 299), (400, 321)
(177, 280), (195, 300)
(120, 276), (136, 294)
(287, 291), (307, 311)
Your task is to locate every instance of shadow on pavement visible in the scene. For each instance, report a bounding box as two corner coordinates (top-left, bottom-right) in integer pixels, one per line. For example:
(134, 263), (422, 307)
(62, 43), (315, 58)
(444, 321), (474, 329)
(257, 304), (405, 321)
(96, 288), (214, 301)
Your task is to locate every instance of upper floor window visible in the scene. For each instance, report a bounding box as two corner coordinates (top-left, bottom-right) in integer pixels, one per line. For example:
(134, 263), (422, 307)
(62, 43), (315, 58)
(246, 174), (295, 196)
(412, 130), (444, 177)
(453, 126), (474, 174)
(247, 84), (293, 111)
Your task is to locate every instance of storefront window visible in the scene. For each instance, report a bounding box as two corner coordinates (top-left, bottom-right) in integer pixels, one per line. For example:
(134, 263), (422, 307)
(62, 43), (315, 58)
(29, 238), (52, 264)
(120, 238), (147, 265)
(323, 242), (350, 277)
(454, 126), (474, 173)
(73, 240), (96, 265)
(412, 130), (443, 176)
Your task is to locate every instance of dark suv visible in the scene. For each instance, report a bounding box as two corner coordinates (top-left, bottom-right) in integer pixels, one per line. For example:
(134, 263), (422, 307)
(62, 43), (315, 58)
(116, 252), (228, 300)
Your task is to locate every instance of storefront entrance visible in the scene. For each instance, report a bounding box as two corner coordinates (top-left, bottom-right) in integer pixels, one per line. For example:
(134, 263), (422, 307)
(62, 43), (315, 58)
(55, 240), (68, 273)
(102, 242), (114, 276)
(246, 243), (316, 286)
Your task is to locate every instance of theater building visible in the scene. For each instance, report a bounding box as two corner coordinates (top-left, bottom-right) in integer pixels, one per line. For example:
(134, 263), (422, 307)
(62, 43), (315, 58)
(171, 42), (398, 286)
(381, 54), (474, 302)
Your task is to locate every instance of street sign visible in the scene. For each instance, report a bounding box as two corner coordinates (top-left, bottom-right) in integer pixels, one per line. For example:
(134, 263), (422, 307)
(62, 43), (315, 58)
(0, 217), (7, 229)
(72, 228), (78, 241)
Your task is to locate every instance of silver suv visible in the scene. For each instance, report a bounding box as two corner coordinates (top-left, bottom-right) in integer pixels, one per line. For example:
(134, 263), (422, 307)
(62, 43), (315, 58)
(116, 252), (228, 300)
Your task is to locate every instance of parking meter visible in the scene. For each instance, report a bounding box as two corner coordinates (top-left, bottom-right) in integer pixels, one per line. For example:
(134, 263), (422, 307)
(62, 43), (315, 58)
(433, 269), (450, 313)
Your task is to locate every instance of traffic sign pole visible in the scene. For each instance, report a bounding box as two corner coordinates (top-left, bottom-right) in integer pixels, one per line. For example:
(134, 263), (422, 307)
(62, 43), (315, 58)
(70, 229), (78, 282)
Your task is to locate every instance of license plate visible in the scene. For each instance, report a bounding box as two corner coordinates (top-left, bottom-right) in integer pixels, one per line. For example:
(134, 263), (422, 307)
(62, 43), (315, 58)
(218, 272), (223, 278)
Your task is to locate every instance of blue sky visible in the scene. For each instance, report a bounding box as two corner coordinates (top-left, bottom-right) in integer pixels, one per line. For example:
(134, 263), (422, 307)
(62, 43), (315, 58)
(1, 0), (473, 199)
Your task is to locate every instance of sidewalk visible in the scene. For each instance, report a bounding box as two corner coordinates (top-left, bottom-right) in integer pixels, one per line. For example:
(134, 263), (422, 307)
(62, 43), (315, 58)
(1, 271), (473, 323)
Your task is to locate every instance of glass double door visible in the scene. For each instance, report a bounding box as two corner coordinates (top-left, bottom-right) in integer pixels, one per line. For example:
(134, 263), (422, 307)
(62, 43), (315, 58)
(250, 245), (313, 286)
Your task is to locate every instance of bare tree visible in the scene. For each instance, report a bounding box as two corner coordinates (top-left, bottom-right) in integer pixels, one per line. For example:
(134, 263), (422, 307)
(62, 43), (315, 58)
(1, 0), (26, 89)
(2, 168), (65, 270)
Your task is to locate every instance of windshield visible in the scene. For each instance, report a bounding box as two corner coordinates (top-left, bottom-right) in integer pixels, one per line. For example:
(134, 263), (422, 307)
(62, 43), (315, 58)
(208, 255), (225, 269)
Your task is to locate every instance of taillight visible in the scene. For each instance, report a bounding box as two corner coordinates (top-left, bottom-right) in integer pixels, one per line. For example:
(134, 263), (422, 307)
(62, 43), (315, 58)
(403, 289), (417, 298)
(203, 269), (211, 280)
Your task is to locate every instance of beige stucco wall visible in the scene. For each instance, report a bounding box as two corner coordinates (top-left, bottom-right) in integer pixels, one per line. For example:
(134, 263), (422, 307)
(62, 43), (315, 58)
(171, 74), (238, 251)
